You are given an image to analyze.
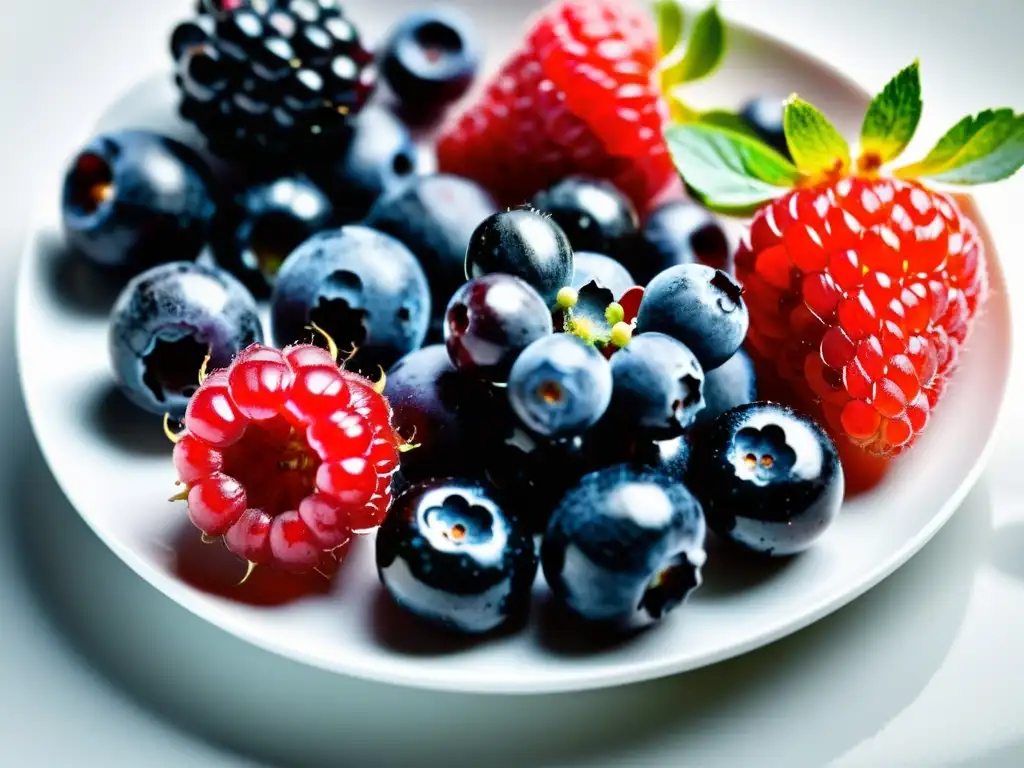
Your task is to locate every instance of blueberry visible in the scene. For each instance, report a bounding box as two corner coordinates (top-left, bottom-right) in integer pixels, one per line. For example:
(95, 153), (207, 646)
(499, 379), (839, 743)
(508, 334), (612, 438)
(693, 349), (758, 428)
(687, 403), (843, 556)
(108, 262), (263, 417)
(634, 436), (691, 482)
(605, 333), (705, 439)
(465, 210), (574, 307)
(379, 8), (480, 117)
(739, 97), (791, 160)
(376, 479), (537, 634)
(532, 176), (639, 262)
(635, 264), (749, 372)
(571, 252), (636, 299)
(212, 174), (334, 297)
(541, 465), (706, 628)
(634, 201), (731, 284)
(62, 131), (215, 273)
(306, 105), (419, 220)
(365, 174), (498, 326)
(383, 344), (499, 483)
(444, 274), (553, 382)
(270, 225), (430, 373)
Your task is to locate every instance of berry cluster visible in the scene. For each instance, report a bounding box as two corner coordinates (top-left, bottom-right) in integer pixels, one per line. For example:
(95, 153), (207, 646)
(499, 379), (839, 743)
(55, 0), (1020, 642)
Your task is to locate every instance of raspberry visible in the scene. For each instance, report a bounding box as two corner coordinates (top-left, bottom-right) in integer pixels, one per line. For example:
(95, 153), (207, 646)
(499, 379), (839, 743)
(736, 177), (986, 456)
(171, 342), (400, 574)
(436, 0), (673, 213)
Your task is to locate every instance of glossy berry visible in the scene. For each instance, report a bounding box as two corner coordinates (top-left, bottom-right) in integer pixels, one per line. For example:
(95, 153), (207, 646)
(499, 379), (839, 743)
(365, 174), (498, 326)
(636, 264), (749, 372)
(306, 105), (420, 220)
(171, 0), (375, 161)
(739, 97), (790, 159)
(736, 177), (987, 455)
(382, 344), (499, 483)
(542, 465), (706, 628)
(212, 174), (334, 297)
(376, 480), (537, 634)
(437, 0), (672, 213)
(605, 333), (705, 440)
(271, 225), (430, 374)
(686, 403), (843, 556)
(634, 200), (731, 285)
(465, 210), (574, 307)
(62, 131), (215, 273)
(508, 334), (612, 437)
(532, 176), (639, 261)
(109, 262), (262, 417)
(173, 340), (401, 574)
(379, 8), (481, 116)
(693, 349), (758, 429)
(445, 275), (553, 382)
(571, 252), (636, 299)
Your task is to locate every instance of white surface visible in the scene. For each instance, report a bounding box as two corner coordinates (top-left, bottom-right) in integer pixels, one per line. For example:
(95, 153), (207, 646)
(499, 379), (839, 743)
(15, 11), (1013, 696)
(1, 0), (1023, 764)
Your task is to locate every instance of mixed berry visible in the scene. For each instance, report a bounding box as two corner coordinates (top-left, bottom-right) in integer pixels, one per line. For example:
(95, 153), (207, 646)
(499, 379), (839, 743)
(58, 0), (1021, 639)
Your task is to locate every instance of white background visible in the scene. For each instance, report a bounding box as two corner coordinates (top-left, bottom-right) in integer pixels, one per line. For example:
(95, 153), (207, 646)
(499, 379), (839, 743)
(1, 0), (1022, 765)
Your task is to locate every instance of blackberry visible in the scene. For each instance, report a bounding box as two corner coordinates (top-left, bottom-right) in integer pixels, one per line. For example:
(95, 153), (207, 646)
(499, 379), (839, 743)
(171, 0), (375, 162)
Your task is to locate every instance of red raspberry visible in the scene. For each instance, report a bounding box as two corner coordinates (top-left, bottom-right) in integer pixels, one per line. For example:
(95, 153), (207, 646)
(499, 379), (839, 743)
(436, 0), (674, 213)
(736, 177), (987, 457)
(171, 342), (400, 574)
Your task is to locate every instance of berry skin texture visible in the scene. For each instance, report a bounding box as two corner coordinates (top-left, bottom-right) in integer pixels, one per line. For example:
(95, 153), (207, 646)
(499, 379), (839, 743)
(445, 275), (554, 383)
(465, 210), (574, 307)
(109, 262), (263, 418)
(634, 200), (731, 285)
(736, 177), (987, 456)
(686, 403), (844, 556)
(692, 349), (758, 429)
(62, 131), (215, 273)
(379, 8), (481, 116)
(174, 341), (401, 574)
(271, 225), (431, 375)
(571, 252), (636, 299)
(436, 0), (673, 213)
(636, 264), (749, 372)
(382, 344), (499, 484)
(376, 480), (538, 634)
(212, 174), (334, 298)
(171, 0), (375, 162)
(365, 174), (498, 328)
(306, 105), (420, 220)
(605, 332), (706, 440)
(541, 465), (706, 629)
(508, 334), (613, 438)
(532, 176), (640, 262)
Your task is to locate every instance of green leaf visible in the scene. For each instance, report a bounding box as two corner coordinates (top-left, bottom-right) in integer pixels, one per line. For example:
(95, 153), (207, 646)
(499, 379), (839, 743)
(783, 97), (852, 176)
(896, 109), (1024, 184)
(653, 0), (685, 58)
(665, 122), (801, 215)
(660, 3), (726, 87)
(860, 60), (922, 164)
(696, 109), (763, 140)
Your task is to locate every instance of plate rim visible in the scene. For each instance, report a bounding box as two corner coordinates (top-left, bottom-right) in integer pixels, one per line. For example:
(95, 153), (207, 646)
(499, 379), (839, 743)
(14, 12), (1014, 695)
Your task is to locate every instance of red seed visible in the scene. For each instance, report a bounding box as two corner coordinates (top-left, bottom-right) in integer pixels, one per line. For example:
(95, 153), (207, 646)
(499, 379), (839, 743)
(872, 378), (907, 419)
(224, 508), (273, 564)
(306, 411), (374, 461)
(802, 272), (841, 321)
(187, 473), (247, 536)
(783, 223), (827, 272)
(820, 327), (855, 369)
(316, 457), (378, 508)
(228, 346), (293, 421)
(884, 414), (914, 447)
(298, 493), (352, 549)
(841, 399), (881, 441)
(285, 366), (351, 425)
(173, 433), (223, 485)
(856, 337), (886, 379)
(185, 384), (248, 448)
(269, 511), (322, 573)
(887, 354), (920, 400)
(828, 250), (863, 291)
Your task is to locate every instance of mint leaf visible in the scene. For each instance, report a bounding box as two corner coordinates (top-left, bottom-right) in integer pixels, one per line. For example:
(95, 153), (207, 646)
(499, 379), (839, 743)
(784, 97), (852, 177)
(860, 60), (922, 164)
(897, 109), (1024, 184)
(660, 3), (725, 87)
(653, 0), (685, 58)
(697, 109), (762, 140)
(665, 122), (801, 214)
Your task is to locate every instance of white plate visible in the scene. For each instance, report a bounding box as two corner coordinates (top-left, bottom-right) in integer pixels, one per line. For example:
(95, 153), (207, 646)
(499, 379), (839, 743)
(15, 6), (1012, 694)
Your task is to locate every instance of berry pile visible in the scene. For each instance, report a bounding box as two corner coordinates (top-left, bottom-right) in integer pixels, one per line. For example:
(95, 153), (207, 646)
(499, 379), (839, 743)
(56, 0), (1021, 640)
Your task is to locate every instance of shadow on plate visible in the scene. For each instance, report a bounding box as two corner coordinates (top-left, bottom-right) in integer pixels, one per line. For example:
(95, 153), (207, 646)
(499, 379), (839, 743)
(169, 517), (337, 607)
(533, 593), (642, 657)
(696, 533), (797, 598)
(86, 381), (175, 457)
(39, 229), (125, 318)
(986, 519), (1024, 584)
(367, 587), (494, 657)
